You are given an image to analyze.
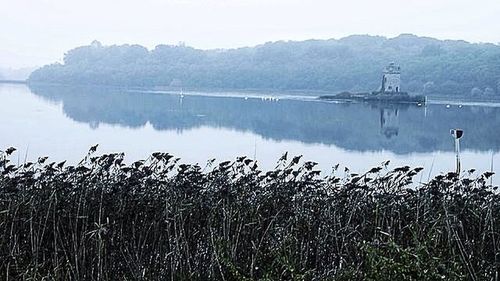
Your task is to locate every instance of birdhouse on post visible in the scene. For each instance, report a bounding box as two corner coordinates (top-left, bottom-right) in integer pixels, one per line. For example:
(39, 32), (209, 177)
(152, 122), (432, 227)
(450, 129), (464, 175)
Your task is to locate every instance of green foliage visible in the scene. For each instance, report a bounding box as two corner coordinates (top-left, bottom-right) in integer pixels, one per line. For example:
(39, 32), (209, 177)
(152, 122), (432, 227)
(362, 240), (464, 280)
(29, 34), (500, 96)
(471, 87), (483, 96)
(1, 147), (500, 280)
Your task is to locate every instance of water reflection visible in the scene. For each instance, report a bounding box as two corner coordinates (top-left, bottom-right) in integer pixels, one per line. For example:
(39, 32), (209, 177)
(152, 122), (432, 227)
(28, 84), (500, 154)
(380, 107), (399, 138)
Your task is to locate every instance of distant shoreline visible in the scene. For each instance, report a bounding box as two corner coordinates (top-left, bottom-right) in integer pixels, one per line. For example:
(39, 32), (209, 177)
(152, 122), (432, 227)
(20, 81), (500, 105)
(24, 81), (337, 97)
(0, 80), (27, 85)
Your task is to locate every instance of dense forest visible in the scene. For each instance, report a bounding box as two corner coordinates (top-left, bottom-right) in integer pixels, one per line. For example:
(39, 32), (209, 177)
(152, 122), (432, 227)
(29, 34), (500, 96)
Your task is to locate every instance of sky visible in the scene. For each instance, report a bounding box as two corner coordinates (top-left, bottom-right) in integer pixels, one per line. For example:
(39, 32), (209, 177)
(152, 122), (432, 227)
(1, 0), (500, 69)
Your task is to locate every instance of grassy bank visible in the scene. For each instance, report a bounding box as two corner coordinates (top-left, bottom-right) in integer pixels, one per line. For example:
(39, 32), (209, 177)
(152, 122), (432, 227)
(0, 147), (499, 280)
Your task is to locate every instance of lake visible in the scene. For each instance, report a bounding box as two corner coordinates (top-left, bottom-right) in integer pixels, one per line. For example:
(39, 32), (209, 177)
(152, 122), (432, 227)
(1, 83), (499, 184)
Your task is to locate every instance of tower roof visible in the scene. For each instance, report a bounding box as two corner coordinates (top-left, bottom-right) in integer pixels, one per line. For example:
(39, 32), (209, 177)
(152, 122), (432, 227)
(384, 62), (401, 74)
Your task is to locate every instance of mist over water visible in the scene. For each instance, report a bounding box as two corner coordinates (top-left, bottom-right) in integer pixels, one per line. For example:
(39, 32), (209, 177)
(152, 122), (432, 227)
(1, 83), (499, 184)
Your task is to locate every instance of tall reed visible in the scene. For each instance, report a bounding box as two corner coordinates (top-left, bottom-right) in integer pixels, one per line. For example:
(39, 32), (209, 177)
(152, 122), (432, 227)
(0, 147), (498, 280)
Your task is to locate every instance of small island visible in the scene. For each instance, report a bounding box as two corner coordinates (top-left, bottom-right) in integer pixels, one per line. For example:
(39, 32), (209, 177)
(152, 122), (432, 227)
(319, 62), (426, 104)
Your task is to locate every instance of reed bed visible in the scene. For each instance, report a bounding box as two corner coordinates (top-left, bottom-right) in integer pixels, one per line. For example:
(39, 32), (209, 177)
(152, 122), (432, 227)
(0, 146), (499, 280)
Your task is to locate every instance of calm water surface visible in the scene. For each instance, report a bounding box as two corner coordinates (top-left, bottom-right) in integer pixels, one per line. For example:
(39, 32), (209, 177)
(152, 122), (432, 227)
(1, 83), (499, 184)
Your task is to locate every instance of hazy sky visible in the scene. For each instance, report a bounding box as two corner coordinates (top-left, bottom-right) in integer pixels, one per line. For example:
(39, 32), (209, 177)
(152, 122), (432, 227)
(1, 0), (499, 68)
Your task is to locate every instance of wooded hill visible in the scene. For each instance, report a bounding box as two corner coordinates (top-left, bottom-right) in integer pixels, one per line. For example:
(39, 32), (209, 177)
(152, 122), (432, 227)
(29, 34), (500, 96)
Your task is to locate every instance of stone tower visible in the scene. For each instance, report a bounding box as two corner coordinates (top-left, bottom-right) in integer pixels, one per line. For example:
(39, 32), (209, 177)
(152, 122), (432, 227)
(381, 62), (401, 93)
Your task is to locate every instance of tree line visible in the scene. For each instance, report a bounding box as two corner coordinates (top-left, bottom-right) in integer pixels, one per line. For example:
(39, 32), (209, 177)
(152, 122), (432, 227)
(29, 34), (500, 96)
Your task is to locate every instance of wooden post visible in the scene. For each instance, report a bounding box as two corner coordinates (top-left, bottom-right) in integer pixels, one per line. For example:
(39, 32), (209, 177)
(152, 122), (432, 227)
(451, 129), (463, 175)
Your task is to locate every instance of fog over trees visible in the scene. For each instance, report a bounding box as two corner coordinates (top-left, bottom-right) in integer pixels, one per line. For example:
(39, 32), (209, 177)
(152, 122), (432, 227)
(0, 67), (36, 81)
(29, 34), (500, 96)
